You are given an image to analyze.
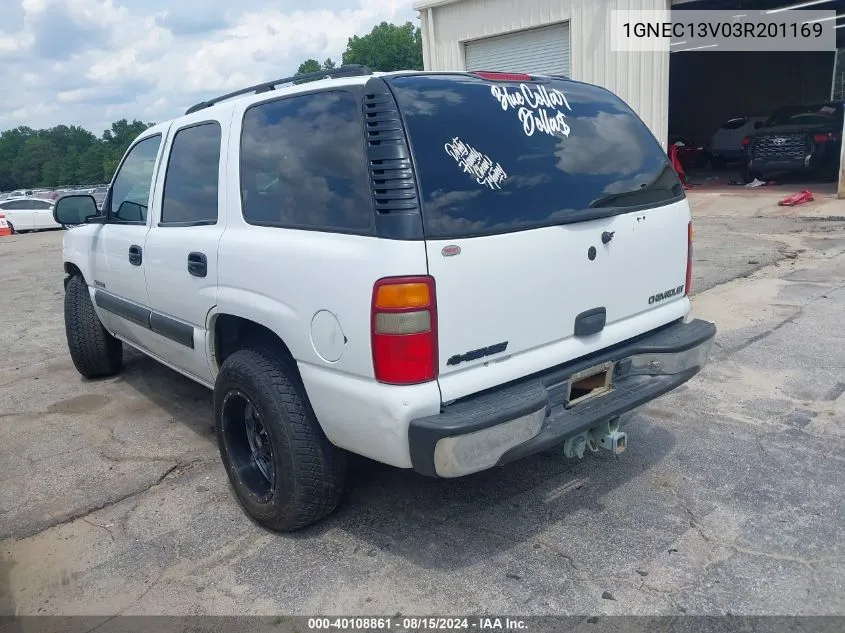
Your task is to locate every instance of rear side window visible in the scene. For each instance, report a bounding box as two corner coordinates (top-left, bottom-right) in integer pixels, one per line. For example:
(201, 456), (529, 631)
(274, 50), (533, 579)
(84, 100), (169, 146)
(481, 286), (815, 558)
(388, 75), (682, 238)
(161, 122), (221, 225)
(240, 90), (372, 233)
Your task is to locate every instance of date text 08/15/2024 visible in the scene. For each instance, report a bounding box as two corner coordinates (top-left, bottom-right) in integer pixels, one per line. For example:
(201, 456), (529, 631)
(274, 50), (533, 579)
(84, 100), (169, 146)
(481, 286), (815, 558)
(307, 617), (528, 631)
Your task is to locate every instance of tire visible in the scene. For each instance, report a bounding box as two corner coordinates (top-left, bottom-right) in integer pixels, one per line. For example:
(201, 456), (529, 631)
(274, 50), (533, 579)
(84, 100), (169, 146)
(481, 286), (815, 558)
(214, 348), (346, 532)
(6, 221), (14, 234)
(811, 165), (836, 183)
(64, 274), (123, 378)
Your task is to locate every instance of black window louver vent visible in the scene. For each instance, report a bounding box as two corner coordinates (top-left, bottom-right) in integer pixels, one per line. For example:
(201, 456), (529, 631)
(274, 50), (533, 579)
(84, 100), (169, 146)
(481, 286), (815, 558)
(363, 81), (421, 220)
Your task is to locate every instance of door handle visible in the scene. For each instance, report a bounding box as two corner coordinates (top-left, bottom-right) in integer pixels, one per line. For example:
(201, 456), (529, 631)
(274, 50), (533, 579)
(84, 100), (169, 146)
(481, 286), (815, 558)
(187, 252), (207, 278)
(128, 245), (142, 266)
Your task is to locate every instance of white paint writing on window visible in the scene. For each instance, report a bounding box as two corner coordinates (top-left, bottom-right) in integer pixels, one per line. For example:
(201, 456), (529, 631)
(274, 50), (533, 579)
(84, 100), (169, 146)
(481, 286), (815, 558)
(444, 137), (508, 190)
(490, 83), (573, 138)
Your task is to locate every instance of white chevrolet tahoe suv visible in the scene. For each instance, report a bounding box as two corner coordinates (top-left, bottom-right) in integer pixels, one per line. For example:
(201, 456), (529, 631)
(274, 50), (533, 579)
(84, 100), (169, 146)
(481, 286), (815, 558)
(54, 65), (716, 531)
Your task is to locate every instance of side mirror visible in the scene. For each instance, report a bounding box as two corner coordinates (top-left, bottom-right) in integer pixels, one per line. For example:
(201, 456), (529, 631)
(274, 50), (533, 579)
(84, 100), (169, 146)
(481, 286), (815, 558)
(53, 194), (100, 226)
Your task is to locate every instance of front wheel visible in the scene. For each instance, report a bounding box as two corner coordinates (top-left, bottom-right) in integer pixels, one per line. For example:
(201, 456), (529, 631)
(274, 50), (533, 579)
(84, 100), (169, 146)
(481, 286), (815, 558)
(214, 348), (346, 531)
(64, 274), (123, 378)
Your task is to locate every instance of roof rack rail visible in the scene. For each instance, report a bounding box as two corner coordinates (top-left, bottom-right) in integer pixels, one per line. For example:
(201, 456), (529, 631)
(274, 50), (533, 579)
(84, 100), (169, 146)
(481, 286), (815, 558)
(185, 64), (373, 115)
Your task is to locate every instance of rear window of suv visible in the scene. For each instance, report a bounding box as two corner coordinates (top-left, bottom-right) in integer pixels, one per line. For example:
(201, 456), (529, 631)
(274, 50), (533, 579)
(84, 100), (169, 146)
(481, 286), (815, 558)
(388, 74), (683, 239)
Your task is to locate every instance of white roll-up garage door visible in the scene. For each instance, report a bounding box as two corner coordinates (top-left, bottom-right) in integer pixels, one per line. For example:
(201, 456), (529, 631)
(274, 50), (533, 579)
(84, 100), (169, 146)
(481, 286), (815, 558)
(464, 23), (570, 77)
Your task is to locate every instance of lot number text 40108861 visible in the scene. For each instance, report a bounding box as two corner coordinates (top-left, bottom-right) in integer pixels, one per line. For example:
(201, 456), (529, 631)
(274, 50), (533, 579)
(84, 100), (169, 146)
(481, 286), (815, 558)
(307, 617), (529, 631)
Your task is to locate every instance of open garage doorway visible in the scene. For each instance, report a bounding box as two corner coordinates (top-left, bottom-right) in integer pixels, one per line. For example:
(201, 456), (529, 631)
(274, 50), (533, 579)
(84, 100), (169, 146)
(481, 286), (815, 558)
(669, 0), (845, 194)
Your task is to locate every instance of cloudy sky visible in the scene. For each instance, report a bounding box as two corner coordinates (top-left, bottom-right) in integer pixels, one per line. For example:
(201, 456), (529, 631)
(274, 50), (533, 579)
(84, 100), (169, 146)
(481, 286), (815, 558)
(0, 0), (417, 136)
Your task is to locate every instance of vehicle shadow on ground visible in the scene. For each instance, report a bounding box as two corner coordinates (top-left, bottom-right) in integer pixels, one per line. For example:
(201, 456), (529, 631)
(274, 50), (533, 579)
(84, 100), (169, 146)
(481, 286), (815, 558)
(118, 348), (216, 441)
(310, 417), (675, 571)
(115, 348), (677, 572)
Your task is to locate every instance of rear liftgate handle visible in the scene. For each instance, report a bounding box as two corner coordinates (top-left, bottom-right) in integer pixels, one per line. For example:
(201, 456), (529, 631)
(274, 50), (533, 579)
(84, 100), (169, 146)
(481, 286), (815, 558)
(187, 252), (207, 278)
(574, 307), (606, 337)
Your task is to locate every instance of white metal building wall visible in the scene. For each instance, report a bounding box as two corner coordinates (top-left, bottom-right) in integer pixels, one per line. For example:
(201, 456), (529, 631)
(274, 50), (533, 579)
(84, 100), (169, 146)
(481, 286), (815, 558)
(464, 23), (570, 77)
(416, 0), (672, 149)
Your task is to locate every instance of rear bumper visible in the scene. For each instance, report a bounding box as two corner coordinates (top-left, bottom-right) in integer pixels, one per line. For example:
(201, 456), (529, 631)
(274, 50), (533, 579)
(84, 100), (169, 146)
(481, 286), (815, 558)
(747, 156), (810, 175)
(746, 149), (838, 176)
(408, 318), (716, 478)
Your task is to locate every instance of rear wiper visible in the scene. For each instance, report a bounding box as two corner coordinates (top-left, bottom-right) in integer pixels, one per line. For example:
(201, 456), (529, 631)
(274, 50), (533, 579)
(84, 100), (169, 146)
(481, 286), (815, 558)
(589, 163), (675, 209)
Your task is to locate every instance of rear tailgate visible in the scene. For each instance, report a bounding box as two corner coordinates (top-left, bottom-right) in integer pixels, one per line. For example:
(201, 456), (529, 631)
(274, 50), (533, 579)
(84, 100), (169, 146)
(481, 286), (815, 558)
(387, 73), (691, 402)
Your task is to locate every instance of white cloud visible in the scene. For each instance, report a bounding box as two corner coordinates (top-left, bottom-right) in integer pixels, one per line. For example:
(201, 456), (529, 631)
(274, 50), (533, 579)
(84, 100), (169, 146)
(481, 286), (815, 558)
(0, 0), (417, 134)
(555, 111), (647, 176)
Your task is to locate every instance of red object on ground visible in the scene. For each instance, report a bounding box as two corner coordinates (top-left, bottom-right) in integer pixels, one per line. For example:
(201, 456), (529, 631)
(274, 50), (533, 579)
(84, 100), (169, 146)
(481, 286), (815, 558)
(0, 214), (11, 237)
(668, 144), (687, 183)
(778, 190), (814, 207)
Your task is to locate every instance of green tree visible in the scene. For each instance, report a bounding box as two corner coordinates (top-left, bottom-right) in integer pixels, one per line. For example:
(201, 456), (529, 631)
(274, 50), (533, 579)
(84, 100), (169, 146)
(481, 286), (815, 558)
(0, 119), (156, 191)
(0, 127), (35, 190)
(17, 135), (53, 186)
(341, 21), (423, 71)
(295, 58), (339, 84)
(102, 119), (154, 154)
(297, 59), (322, 75)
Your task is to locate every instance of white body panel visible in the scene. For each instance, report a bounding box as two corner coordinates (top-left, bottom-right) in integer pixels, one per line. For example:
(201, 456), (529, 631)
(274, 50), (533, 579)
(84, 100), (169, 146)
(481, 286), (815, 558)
(427, 200), (692, 402)
(95, 224), (151, 307)
(115, 332), (214, 389)
(142, 111), (232, 384)
(215, 229), (428, 378)
(298, 363), (441, 468)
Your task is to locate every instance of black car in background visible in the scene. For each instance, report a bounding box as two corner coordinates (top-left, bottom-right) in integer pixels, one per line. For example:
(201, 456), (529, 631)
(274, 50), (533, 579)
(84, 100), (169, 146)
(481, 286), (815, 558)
(741, 102), (843, 183)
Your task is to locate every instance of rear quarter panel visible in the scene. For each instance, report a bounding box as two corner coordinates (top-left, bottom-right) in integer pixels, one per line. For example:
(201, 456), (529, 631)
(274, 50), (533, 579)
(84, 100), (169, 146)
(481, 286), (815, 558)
(215, 227), (428, 379)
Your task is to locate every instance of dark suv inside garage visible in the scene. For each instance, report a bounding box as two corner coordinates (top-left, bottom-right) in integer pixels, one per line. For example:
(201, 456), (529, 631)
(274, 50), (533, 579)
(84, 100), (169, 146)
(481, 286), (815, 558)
(741, 102), (844, 183)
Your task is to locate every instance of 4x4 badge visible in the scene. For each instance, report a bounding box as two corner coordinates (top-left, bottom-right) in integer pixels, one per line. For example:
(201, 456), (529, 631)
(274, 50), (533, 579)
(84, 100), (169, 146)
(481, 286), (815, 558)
(442, 245), (461, 257)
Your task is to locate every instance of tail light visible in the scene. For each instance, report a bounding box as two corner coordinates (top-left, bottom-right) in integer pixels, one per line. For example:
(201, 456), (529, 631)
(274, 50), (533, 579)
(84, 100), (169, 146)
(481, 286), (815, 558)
(813, 132), (841, 143)
(371, 276), (438, 385)
(472, 71), (532, 81)
(685, 222), (693, 296)
(741, 136), (751, 148)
